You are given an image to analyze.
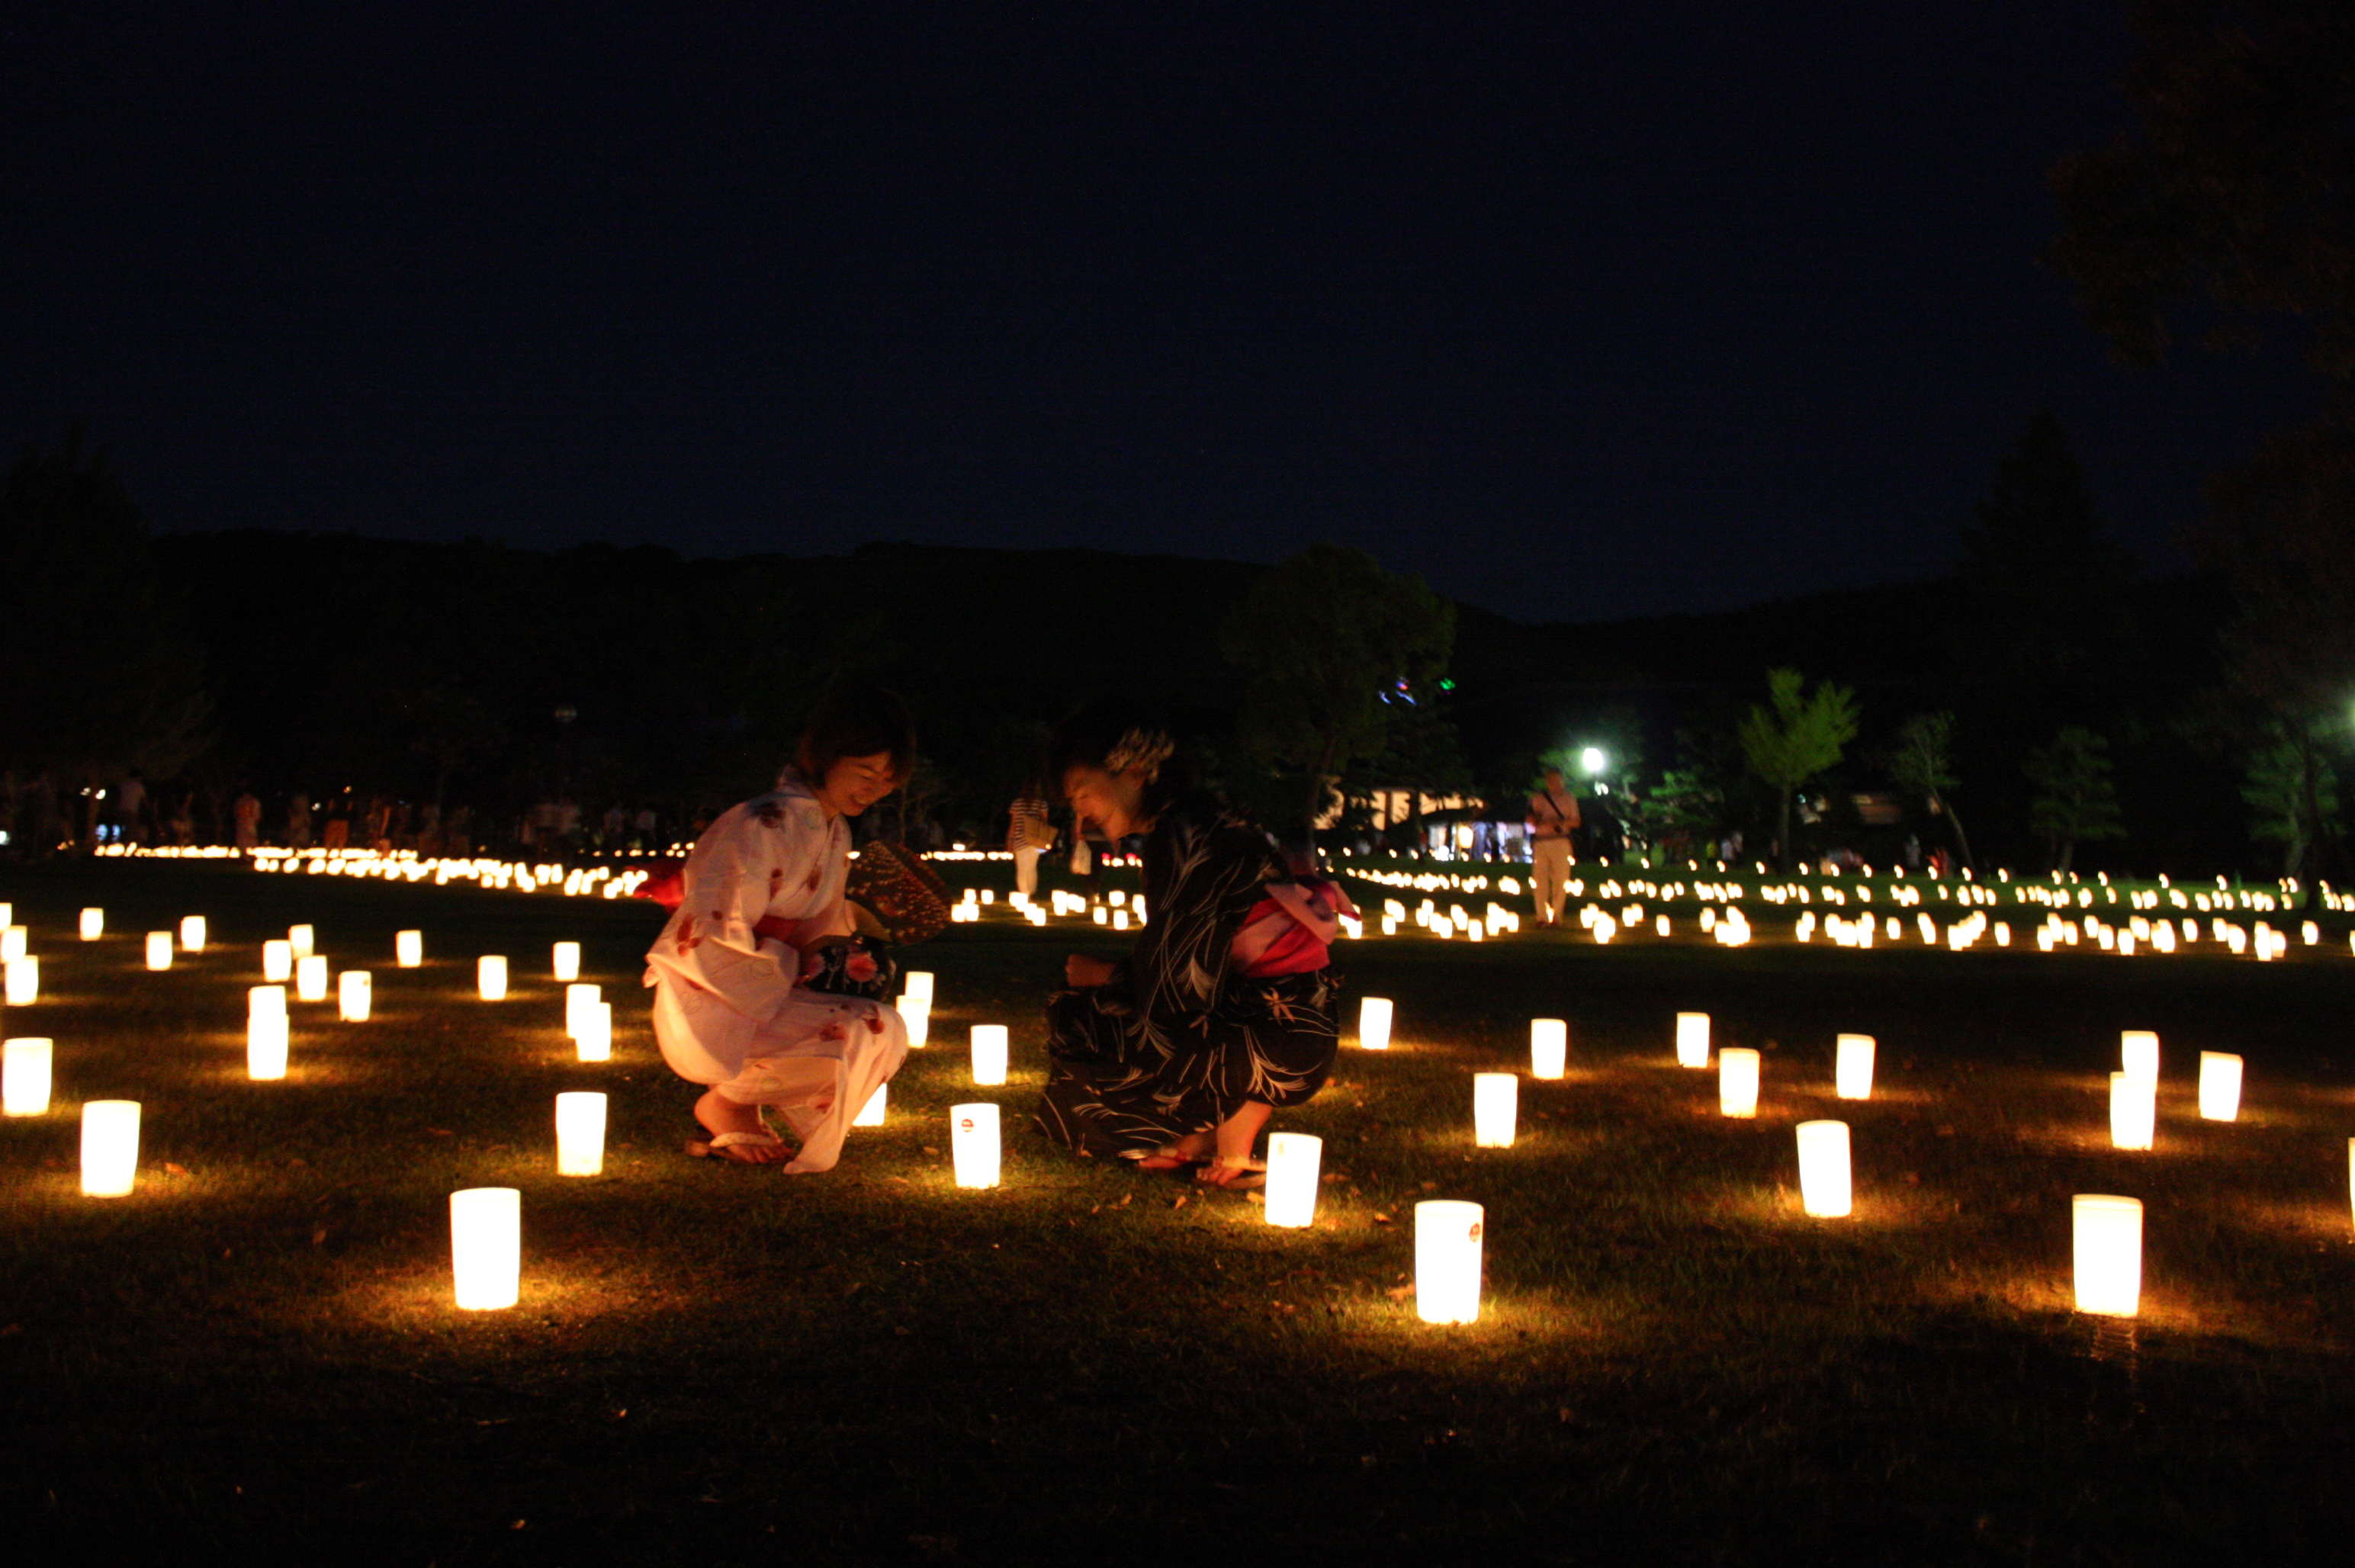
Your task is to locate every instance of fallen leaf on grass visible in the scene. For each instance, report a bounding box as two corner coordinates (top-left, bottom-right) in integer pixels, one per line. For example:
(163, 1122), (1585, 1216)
(920, 1146), (940, 1156)
(1171, 1194), (1189, 1210)
(1386, 1284), (1415, 1300)
(1114, 1193), (1133, 1210)
(310, 1227), (329, 1247)
(1373, 1213), (1393, 1225)
(164, 1162), (188, 1176)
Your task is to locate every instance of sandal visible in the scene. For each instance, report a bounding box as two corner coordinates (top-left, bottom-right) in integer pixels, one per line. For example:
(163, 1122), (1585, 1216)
(1125, 1144), (1206, 1174)
(1197, 1155), (1267, 1190)
(686, 1129), (790, 1164)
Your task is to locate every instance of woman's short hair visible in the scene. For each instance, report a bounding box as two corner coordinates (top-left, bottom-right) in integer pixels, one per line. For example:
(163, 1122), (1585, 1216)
(1046, 697), (1195, 815)
(796, 680), (917, 784)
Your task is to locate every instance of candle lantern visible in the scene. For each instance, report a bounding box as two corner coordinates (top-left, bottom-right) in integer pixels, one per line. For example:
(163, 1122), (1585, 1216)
(1834, 1034), (1875, 1100)
(2120, 1030), (2159, 1087)
(903, 970), (935, 1002)
(1357, 997), (1393, 1051)
(144, 931), (174, 971)
(2072, 1194), (2143, 1317)
(247, 1011), (290, 1080)
(178, 915), (207, 953)
(249, 982), (288, 1017)
(338, 971), (372, 1022)
(1473, 1072), (1518, 1147)
(1264, 1132), (1321, 1228)
(2197, 1052), (2244, 1122)
(81, 1100), (140, 1196)
(552, 941), (581, 982)
(449, 1187), (522, 1309)
(576, 1001), (612, 1062)
(79, 908), (104, 941)
(554, 1092), (607, 1176)
(1675, 1011), (1710, 1068)
(895, 993), (931, 1047)
(3, 956), (33, 1006)
(395, 930), (423, 968)
(1414, 1200), (1485, 1324)
(950, 1103), (1001, 1187)
(970, 1023), (1009, 1086)
(1796, 1120), (1852, 1216)
(477, 956), (509, 1001)
(1529, 1019), (1567, 1080)
(288, 924), (315, 959)
(853, 1081), (887, 1126)
(3, 1037), (53, 1115)
(295, 954), (329, 1002)
(1718, 1048), (1760, 1117)
(262, 940), (294, 983)
(2, 927), (24, 962)
(564, 983), (602, 1038)
(2109, 1072), (2155, 1150)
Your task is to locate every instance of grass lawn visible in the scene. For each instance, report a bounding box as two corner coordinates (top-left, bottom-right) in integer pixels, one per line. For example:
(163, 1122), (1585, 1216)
(3, 856), (2353, 1564)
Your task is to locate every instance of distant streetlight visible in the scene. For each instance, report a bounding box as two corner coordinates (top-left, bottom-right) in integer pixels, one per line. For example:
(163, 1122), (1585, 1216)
(1579, 747), (1606, 776)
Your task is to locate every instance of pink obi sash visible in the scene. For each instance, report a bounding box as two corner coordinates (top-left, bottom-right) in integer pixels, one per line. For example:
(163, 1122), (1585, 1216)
(1230, 876), (1357, 978)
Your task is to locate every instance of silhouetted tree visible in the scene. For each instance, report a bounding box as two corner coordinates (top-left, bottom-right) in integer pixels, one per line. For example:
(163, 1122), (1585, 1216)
(2241, 723), (2341, 881)
(1888, 711), (1974, 869)
(1739, 669), (1859, 869)
(2024, 725), (2126, 872)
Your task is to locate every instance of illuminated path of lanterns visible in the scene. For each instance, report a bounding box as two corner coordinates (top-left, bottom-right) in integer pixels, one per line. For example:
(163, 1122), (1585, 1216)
(11, 848), (2353, 1329)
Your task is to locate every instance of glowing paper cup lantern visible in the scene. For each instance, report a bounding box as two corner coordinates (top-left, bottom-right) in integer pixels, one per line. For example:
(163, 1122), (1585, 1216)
(2072, 1194), (2143, 1317)
(552, 941), (581, 982)
(247, 1011), (290, 1081)
(477, 956), (509, 1001)
(970, 1023), (1010, 1086)
(895, 993), (931, 1048)
(449, 1187), (522, 1309)
(1, 926), (25, 962)
(554, 1091), (607, 1176)
(178, 915), (207, 953)
(3, 1038), (54, 1116)
(903, 970), (935, 1002)
(853, 1081), (887, 1126)
(338, 970), (372, 1022)
(2108, 1072), (2155, 1150)
(79, 908), (104, 941)
(262, 940), (294, 983)
(295, 953), (329, 1002)
(1264, 1132), (1321, 1228)
(81, 1100), (140, 1196)
(1718, 1048), (1760, 1117)
(564, 982), (602, 1038)
(1357, 997), (1393, 1052)
(1529, 1019), (1567, 1080)
(576, 1001), (612, 1062)
(1834, 1034), (1875, 1100)
(950, 1103), (1001, 1188)
(1675, 1012), (1711, 1068)
(1473, 1072), (1519, 1147)
(144, 931), (174, 971)
(2198, 1052), (2244, 1122)
(1796, 1120), (1852, 1217)
(395, 930), (423, 968)
(2121, 1031), (2159, 1087)
(288, 924), (315, 959)
(3, 957), (34, 1006)
(1414, 1200), (1485, 1324)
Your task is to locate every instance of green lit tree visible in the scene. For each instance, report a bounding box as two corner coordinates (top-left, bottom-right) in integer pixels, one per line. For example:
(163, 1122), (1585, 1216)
(1888, 711), (1974, 870)
(1738, 669), (1860, 870)
(2242, 725), (2341, 881)
(2023, 725), (2126, 872)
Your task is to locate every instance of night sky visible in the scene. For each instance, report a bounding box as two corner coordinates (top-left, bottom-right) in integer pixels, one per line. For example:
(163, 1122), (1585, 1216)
(1, 5), (2315, 623)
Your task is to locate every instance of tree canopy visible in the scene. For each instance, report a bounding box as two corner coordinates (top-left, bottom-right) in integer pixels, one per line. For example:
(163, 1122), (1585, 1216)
(1738, 669), (1860, 868)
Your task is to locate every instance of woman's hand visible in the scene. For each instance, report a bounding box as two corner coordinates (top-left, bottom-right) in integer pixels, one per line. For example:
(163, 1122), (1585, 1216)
(1065, 954), (1117, 988)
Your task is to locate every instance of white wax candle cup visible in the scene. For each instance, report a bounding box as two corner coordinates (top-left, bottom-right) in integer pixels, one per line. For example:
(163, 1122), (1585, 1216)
(247, 1011), (290, 1080)
(1675, 1012), (1710, 1068)
(450, 1187), (522, 1309)
(145, 932), (173, 970)
(262, 940), (293, 982)
(3, 1037), (54, 1116)
(295, 953), (329, 1001)
(552, 941), (581, 982)
(2197, 1052), (2243, 1122)
(1718, 1048), (1760, 1117)
(1529, 1019), (1567, 1079)
(1834, 1034), (1875, 1100)
(178, 915), (207, 953)
(339, 971), (372, 1022)
(1415, 1200), (1484, 1324)
(1473, 1072), (1518, 1147)
(3, 956), (34, 1006)
(576, 1001), (612, 1062)
(951, 1103), (1001, 1188)
(477, 956), (509, 1001)
(895, 994), (930, 1048)
(1357, 997), (1393, 1051)
(1264, 1132), (1321, 1228)
(395, 930), (423, 968)
(2072, 1194), (2143, 1318)
(555, 1092), (607, 1176)
(902, 971), (935, 1002)
(79, 908), (104, 941)
(81, 1100), (141, 1196)
(1797, 1120), (1852, 1217)
(971, 1023), (1009, 1086)
(288, 924), (315, 959)
(853, 1082), (887, 1126)
(2108, 1072), (2154, 1151)
(564, 982), (602, 1038)
(2121, 1031), (2159, 1086)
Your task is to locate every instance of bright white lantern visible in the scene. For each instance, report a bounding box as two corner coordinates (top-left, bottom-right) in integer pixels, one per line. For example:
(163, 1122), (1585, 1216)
(576, 1001), (612, 1062)
(2120, 1030), (2160, 1087)
(1473, 1072), (1519, 1147)
(564, 983), (602, 1038)
(552, 941), (581, 982)
(338, 971), (372, 1023)
(247, 1011), (290, 1080)
(554, 1091), (607, 1176)
(1415, 1200), (1485, 1324)
(395, 930), (423, 968)
(1675, 1011), (1710, 1068)
(144, 931), (174, 971)
(3, 1037), (54, 1115)
(950, 1102), (1001, 1188)
(1529, 1019), (1567, 1079)
(3, 956), (34, 1006)
(1718, 1048), (1760, 1117)
(81, 1100), (140, 1196)
(853, 1081), (887, 1126)
(262, 940), (294, 982)
(449, 1187), (522, 1309)
(295, 954), (329, 1002)
(288, 924), (315, 959)
(2197, 1052), (2244, 1121)
(2109, 1072), (2155, 1150)
(1264, 1132), (1321, 1228)
(1796, 1120), (1852, 1217)
(79, 908), (104, 941)
(1, 927), (24, 962)
(970, 1023), (1009, 1086)
(1834, 1034), (1875, 1100)
(477, 956), (509, 1001)
(178, 915), (207, 953)
(1357, 997), (1393, 1051)
(902, 970), (934, 1002)
(2072, 1194), (2143, 1317)
(895, 994), (931, 1047)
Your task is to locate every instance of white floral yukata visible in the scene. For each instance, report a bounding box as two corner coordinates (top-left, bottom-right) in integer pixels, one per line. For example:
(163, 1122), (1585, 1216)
(644, 773), (908, 1173)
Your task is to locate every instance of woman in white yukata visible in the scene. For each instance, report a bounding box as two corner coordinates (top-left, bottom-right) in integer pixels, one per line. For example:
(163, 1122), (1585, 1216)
(644, 683), (915, 1169)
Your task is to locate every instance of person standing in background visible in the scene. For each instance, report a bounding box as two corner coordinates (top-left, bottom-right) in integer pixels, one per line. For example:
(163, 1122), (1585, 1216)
(1007, 782), (1055, 898)
(1526, 766), (1581, 927)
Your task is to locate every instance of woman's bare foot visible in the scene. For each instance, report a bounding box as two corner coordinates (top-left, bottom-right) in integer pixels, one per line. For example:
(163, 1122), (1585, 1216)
(692, 1089), (793, 1165)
